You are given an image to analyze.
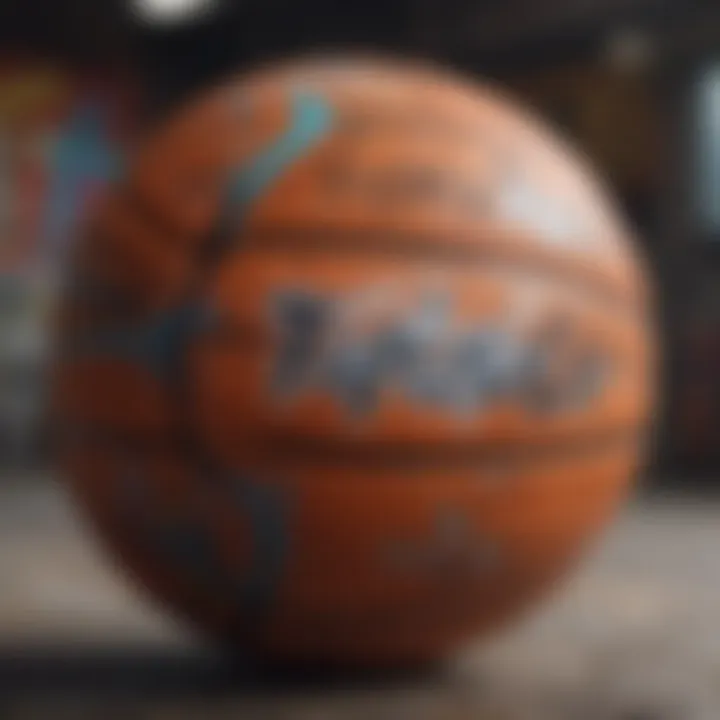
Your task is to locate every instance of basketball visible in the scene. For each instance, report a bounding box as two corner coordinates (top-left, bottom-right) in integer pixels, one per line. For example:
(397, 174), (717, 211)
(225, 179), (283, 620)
(54, 56), (655, 666)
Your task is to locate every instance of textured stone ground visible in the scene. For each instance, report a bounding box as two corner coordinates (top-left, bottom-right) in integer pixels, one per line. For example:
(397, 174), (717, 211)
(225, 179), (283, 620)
(0, 480), (719, 719)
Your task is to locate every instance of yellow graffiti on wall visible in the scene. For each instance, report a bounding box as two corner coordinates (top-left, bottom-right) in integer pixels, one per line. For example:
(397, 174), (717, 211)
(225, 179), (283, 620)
(0, 68), (70, 125)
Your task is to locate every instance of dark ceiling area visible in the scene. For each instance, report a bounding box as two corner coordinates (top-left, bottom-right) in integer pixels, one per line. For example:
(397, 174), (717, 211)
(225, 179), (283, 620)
(0, 0), (718, 113)
(0, 0), (712, 62)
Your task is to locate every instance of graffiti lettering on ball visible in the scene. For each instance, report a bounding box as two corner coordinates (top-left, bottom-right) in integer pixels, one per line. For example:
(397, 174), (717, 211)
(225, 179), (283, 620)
(272, 290), (613, 417)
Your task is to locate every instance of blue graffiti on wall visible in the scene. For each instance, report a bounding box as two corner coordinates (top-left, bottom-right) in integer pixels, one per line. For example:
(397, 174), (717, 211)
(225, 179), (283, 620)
(43, 102), (123, 261)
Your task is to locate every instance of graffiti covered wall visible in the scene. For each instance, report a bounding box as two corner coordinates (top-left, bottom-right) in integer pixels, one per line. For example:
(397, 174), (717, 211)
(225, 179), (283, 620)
(0, 61), (132, 468)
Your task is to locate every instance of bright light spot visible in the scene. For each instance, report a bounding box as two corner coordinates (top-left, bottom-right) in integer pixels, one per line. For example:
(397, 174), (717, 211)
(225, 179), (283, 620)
(132, 0), (218, 24)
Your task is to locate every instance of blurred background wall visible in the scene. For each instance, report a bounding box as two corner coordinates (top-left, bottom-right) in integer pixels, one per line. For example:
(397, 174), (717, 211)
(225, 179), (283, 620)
(0, 0), (719, 480)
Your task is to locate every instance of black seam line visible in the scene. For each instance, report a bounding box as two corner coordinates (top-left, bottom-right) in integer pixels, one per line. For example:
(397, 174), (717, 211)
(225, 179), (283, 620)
(59, 425), (643, 471)
(252, 426), (643, 468)
(119, 184), (190, 245)
(111, 186), (642, 315)
(239, 226), (642, 312)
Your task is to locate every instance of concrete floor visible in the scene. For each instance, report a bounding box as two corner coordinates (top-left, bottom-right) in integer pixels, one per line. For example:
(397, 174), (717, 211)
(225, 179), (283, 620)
(0, 480), (719, 719)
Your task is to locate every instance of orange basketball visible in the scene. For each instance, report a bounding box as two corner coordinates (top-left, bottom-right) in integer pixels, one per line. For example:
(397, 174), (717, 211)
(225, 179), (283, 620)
(54, 56), (655, 666)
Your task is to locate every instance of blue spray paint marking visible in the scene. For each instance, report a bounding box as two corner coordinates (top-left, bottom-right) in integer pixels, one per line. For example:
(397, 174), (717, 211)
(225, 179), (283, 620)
(45, 103), (124, 256)
(121, 469), (231, 597)
(69, 302), (210, 382)
(121, 468), (289, 624)
(230, 479), (290, 618)
(75, 91), (332, 623)
(213, 92), (334, 244)
(71, 92), (334, 379)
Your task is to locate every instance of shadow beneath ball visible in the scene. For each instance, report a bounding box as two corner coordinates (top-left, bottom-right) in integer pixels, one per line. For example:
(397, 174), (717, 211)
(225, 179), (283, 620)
(0, 643), (447, 705)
